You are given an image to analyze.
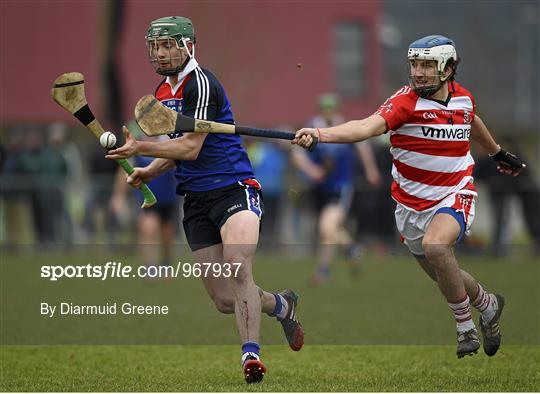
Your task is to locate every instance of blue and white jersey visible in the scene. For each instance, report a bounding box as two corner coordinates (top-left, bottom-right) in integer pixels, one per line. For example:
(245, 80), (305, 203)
(155, 59), (256, 194)
(305, 114), (355, 192)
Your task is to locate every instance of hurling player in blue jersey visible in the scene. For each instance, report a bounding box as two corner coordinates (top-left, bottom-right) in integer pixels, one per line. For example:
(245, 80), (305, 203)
(106, 16), (303, 383)
(292, 94), (381, 285)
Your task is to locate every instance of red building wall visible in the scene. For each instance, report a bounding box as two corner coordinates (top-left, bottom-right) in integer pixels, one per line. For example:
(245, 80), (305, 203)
(2, 1), (382, 128)
(1, 1), (102, 124)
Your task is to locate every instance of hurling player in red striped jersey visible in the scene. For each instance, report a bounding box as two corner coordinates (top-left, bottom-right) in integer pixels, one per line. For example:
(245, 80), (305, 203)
(293, 35), (526, 358)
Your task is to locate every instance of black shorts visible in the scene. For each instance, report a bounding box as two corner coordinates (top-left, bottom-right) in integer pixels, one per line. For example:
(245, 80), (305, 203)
(313, 184), (354, 212)
(182, 182), (264, 251)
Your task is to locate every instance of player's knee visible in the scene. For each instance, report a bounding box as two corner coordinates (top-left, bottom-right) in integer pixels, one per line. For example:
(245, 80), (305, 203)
(422, 240), (451, 264)
(319, 224), (338, 243)
(319, 230), (334, 244)
(231, 261), (252, 285)
(224, 251), (254, 284)
(223, 259), (254, 290)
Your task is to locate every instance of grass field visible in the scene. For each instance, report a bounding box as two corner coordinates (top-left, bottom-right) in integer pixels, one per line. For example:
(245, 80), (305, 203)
(1, 248), (539, 391)
(2, 345), (539, 391)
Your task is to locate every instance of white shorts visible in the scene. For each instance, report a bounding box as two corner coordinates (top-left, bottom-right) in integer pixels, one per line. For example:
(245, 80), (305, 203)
(394, 192), (476, 256)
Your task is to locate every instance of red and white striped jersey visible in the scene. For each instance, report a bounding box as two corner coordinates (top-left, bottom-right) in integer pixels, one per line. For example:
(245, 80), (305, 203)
(376, 81), (477, 212)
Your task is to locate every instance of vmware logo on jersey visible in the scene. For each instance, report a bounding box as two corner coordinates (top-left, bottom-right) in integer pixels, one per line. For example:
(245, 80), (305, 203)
(421, 126), (470, 140)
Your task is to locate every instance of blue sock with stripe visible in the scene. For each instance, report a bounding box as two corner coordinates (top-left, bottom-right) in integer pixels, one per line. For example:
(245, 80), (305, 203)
(241, 341), (260, 364)
(269, 293), (288, 319)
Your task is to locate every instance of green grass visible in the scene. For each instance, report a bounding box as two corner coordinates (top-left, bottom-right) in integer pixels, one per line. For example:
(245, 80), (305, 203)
(2, 345), (539, 391)
(1, 249), (539, 391)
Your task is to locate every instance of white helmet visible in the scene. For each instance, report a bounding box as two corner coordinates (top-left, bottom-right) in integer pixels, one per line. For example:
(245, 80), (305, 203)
(407, 35), (459, 97)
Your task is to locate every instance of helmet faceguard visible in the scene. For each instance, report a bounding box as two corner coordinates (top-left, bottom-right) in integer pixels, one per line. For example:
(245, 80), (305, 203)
(146, 16), (196, 76)
(407, 35), (459, 98)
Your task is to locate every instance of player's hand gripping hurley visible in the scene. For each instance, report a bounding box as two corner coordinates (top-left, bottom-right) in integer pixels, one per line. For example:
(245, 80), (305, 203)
(134, 95), (318, 152)
(51, 72), (157, 208)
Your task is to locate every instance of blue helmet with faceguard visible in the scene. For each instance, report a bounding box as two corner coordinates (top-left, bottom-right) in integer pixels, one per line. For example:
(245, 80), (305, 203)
(407, 35), (460, 98)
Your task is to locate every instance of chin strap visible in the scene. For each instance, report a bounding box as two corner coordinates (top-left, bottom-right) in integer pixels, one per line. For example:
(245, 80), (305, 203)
(412, 82), (443, 98)
(180, 38), (195, 59)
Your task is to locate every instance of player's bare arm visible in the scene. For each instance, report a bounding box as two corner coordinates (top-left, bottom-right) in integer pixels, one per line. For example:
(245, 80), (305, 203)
(470, 115), (501, 155)
(106, 125), (208, 161)
(471, 115), (526, 177)
(293, 114), (387, 148)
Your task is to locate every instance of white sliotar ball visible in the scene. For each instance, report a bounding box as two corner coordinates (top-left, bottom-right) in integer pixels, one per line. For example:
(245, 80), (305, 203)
(100, 131), (117, 149)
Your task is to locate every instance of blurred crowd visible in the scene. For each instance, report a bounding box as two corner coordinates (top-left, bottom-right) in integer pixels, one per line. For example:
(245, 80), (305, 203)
(1, 122), (118, 248)
(1, 95), (539, 258)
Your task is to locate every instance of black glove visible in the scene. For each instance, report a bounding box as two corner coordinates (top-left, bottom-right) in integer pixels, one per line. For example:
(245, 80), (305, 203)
(491, 148), (526, 176)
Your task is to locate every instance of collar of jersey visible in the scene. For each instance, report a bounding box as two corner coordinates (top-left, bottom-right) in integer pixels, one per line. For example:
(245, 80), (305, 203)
(428, 92), (452, 107)
(166, 57), (199, 94)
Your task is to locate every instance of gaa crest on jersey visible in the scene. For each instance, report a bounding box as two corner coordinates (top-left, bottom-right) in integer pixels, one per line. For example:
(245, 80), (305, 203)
(463, 110), (472, 124)
(376, 101), (393, 115)
(456, 194), (473, 211)
(422, 112), (437, 119)
(161, 98), (182, 112)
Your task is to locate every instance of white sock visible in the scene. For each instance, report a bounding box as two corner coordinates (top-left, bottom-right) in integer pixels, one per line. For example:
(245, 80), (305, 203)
(449, 295), (476, 333)
(242, 352), (260, 365)
(471, 284), (497, 323)
(457, 318), (476, 333)
(482, 294), (498, 323)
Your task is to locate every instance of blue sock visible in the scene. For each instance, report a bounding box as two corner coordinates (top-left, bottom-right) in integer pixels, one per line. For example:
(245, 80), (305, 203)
(242, 342), (260, 362)
(242, 341), (260, 355)
(269, 293), (283, 317)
